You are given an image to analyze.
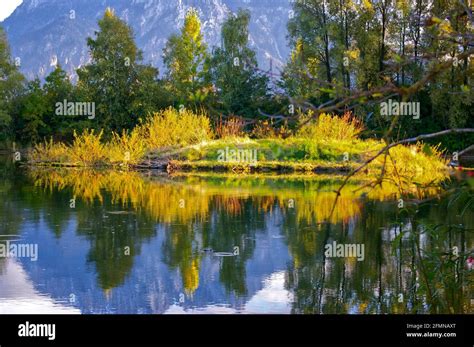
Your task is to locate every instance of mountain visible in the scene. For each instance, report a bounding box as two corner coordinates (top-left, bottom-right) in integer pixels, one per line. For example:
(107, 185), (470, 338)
(1, 0), (291, 81)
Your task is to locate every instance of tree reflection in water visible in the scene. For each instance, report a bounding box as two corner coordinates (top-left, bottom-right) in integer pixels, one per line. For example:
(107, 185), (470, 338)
(0, 167), (470, 313)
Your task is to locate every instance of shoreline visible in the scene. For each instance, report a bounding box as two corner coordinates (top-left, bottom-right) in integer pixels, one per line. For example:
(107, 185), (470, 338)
(20, 159), (361, 175)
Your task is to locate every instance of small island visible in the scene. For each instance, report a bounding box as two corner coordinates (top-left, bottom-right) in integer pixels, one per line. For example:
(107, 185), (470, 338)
(27, 107), (450, 193)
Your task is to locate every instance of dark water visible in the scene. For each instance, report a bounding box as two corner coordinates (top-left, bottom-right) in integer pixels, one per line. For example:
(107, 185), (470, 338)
(0, 157), (472, 314)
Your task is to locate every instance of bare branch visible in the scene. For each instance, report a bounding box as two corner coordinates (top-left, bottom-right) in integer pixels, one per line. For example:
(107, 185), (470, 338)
(459, 144), (474, 157)
(329, 128), (474, 218)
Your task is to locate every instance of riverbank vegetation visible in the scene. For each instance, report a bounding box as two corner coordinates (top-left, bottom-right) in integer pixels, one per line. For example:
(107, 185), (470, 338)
(28, 107), (448, 190)
(1, 1), (472, 186)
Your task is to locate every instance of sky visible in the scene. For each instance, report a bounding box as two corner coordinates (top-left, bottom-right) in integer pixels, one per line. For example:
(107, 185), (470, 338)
(0, 0), (22, 22)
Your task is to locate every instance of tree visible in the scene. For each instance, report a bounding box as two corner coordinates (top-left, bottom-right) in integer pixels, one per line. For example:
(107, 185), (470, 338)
(286, 0), (334, 86)
(163, 8), (210, 106)
(428, 1), (473, 127)
(77, 8), (159, 132)
(275, 0), (474, 199)
(281, 0), (473, 148)
(327, 0), (357, 91)
(0, 26), (25, 144)
(130, 64), (173, 122)
(43, 65), (75, 139)
(206, 9), (269, 117)
(281, 38), (318, 101)
(15, 79), (48, 144)
(283, 0), (348, 104)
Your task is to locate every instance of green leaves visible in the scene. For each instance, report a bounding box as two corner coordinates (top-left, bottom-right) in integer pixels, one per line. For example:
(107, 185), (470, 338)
(206, 9), (269, 117)
(163, 9), (209, 106)
(77, 10), (158, 132)
(422, 143), (433, 156)
(0, 26), (25, 142)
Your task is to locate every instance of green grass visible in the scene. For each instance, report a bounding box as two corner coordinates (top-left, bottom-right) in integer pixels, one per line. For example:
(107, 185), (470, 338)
(147, 136), (449, 189)
(152, 137), (376, 163)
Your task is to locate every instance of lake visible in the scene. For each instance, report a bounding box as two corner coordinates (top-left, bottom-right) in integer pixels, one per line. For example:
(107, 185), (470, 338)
(0, 155), (472, 314)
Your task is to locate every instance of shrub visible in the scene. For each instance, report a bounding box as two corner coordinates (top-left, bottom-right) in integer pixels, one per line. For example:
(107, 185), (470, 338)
(377, 142), (448, 186)
(251, 120), (292, 139)
(69, 129), (107, 166)
(107, 129), (147, 165)
(30, 138), (69, 163)
(215, 115), (246, 139)
(297, 111), (364, 142)
(144, 107), (213, 148)
(251, 120), (278, 139)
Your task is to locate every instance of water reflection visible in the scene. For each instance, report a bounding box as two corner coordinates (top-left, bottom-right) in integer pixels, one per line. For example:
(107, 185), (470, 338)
(0, 259), (80, 314)
(0, 165), (472, 314)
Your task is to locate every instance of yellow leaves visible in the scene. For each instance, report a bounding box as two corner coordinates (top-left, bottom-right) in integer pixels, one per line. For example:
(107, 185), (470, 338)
(345, 49), (360, 61)
(107, 129), (147, 165)
(70, 129), (106, 166)
(345, 0), (357, 11)
(295, 37), (304, 52)
(30, 138), (68, 163)
(395, 0), (409, 14)
(171, 60), (181, 73)
(31, 129), (147, 167)
(306, 57), (320, 75)
(183, 258), (201, 294)
(30, 108), (213, 167)
(371, 142), (448, 192)
(362, 0), (373, 10)
(358, 302), (368, 313)
(430, 16), (443, 25)
(291, 38), (304, 63)
(426, 16), (453, 33)
(297, 111), (364, 141)
(104, 7), (115, 18)
(439, 20), (453, 34)
(143, 107), (213, 148)
(183, 8), (202, 42)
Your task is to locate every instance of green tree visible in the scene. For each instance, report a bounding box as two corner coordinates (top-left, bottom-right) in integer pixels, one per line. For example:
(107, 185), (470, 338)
(424, 0), (474, 148)
(163, 8), (210, 106)
(206, 9), (268, 117)
(0, 26), (25, 144)
(282, 0), (339, 104)
(130, 65), (172, 121)
(280, 38), (316, 100)
(282, 0), (473, 152)
(15, 79), (48, 143)
(43, 65), (75, 140)
(77, 8), (159, 132)
(327, 0), (357, 91)
(287, 0), (333, 84)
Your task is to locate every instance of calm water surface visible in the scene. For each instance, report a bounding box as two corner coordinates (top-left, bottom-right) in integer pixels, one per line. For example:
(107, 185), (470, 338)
(0, 156), (472, 314)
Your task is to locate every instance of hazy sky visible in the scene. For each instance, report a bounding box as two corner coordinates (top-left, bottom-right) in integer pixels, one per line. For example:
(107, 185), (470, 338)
(0, 0), (22, 22)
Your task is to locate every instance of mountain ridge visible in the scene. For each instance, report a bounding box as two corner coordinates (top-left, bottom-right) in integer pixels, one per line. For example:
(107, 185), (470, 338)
(2, 0), (291, 81)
